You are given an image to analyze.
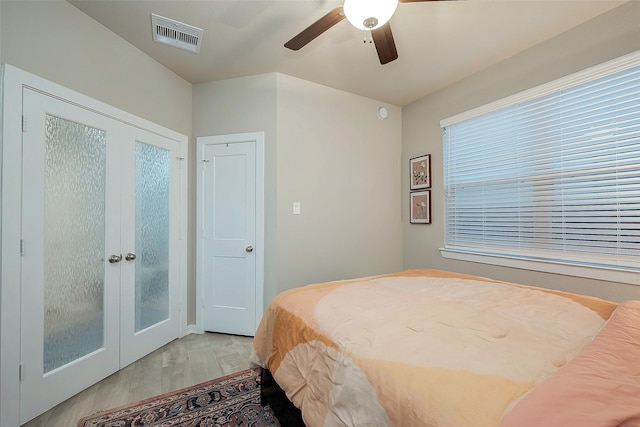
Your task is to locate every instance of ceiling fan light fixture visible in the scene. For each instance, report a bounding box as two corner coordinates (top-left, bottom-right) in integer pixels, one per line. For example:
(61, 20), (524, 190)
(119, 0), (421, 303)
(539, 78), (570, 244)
(343, 0), (399, 30)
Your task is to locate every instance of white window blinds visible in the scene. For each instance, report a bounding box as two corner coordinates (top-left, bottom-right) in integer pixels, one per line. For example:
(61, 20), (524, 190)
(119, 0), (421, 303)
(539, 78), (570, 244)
(442, 54), (640, 273)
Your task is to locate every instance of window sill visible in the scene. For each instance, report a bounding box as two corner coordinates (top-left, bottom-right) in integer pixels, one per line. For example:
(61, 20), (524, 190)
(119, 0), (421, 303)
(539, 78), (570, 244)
(439, 248), (640, 286)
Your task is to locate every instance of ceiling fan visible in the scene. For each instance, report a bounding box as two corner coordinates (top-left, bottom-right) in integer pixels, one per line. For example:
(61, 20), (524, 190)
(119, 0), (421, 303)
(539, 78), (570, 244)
(285, 0), (454, 65)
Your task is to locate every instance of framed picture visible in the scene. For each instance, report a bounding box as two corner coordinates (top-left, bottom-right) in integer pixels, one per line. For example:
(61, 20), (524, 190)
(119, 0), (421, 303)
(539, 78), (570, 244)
(410, 190), (431, 224)
(410, 154), (431, 190)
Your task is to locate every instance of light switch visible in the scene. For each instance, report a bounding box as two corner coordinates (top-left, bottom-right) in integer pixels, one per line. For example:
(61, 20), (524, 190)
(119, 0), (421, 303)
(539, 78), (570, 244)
(293, 202), (301, 215)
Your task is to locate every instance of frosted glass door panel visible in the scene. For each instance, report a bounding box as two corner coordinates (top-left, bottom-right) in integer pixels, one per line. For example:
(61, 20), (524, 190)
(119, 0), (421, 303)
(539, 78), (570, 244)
(135, 142), (170, 332)
(119, 131), (180, 368)
(44, 115), (106, 372)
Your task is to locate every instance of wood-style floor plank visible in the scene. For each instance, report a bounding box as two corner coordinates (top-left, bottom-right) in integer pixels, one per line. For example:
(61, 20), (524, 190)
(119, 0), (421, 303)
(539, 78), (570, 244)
(21, 333), (253, 427)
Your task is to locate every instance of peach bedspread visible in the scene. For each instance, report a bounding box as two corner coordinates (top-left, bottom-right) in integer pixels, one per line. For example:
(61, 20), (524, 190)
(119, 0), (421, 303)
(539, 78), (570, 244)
(250, 269), (623, 427)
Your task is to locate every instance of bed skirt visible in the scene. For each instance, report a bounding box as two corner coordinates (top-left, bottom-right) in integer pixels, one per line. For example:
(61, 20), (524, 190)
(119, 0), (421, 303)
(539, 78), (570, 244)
(260, 368), (305, 426)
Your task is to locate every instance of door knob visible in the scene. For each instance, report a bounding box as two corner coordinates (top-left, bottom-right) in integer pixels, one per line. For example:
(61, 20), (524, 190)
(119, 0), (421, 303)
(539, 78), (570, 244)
(125, 253), (137, 261)
(245, 246), (253, 253)
(108, 254), (122, 264)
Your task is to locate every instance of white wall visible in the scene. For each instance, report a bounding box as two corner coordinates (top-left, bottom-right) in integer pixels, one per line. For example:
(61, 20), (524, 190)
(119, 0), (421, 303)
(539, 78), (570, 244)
(0, 0), (192, 136)
(275, 74), (402, 297)
(402, 1), (640, 302)
(193, 73), (403, 306)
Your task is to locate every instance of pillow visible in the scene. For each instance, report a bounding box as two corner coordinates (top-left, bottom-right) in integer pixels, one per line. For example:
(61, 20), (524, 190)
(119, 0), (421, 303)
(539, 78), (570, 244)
(499, 300), (640, 427)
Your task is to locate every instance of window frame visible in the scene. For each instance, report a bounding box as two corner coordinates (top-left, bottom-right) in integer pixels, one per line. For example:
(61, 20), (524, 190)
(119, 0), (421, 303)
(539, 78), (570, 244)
(439, 50), (640, 286)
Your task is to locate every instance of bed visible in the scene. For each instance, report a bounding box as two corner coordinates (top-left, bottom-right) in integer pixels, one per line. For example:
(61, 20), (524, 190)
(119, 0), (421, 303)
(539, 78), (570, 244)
(250, 269), (640, 427)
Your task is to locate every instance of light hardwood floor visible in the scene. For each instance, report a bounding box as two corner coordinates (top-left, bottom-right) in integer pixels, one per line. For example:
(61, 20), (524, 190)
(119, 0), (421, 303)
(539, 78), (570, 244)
(22, 333), (254, 427)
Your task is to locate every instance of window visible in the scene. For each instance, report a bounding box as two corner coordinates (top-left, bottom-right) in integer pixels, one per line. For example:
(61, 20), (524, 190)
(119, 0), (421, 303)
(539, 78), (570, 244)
(441, 52), (640, 282)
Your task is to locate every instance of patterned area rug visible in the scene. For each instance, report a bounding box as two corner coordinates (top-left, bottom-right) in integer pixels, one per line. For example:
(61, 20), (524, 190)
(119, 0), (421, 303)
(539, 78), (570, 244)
(77, 369), (280, 427)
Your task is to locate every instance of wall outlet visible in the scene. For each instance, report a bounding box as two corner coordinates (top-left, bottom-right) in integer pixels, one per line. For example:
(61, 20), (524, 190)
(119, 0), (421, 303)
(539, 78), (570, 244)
(293, 202), (301, 215)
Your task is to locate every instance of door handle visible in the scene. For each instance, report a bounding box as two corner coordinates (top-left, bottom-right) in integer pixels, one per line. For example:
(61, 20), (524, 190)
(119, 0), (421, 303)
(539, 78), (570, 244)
(108, 254), (122, 264)
(245, 246), (253, 253)
(125, 253), (137, 261)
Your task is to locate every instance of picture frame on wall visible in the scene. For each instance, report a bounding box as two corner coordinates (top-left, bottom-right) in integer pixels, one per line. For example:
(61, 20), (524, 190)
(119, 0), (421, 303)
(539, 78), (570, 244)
(410, 154), (431, 190)
(410, 190), (431, 224)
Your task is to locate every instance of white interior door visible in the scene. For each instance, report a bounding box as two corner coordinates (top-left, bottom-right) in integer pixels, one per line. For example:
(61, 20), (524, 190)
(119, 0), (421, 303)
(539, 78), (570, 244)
(20, 89), (122, 422)
(19, 87), (183, 423)
(201, 138), (257, 336)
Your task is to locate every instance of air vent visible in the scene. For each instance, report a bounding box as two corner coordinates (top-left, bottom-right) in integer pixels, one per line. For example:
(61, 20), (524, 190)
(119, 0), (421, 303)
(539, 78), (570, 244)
(151, 13), (203, 53)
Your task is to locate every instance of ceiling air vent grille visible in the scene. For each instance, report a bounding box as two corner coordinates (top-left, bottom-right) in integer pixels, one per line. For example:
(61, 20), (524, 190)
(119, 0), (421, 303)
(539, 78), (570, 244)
(151, 13), (203, 53)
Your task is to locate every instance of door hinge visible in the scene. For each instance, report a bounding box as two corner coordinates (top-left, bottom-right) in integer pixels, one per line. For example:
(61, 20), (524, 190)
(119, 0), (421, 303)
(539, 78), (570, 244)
(20, 239), (25, 256)
(22, 116), (27, 132)
(19, 364), (24, 381)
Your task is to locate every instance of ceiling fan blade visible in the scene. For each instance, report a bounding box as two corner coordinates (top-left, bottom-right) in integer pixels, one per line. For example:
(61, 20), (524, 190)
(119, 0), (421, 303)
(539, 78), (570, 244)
(284, 7), (345, 51)
(371, 22), (398, 65)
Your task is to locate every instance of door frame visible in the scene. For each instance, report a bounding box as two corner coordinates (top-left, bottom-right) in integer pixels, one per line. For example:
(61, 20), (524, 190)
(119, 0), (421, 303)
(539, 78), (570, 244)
(195, 132), (265, 334)
(0, 64), (189, 427)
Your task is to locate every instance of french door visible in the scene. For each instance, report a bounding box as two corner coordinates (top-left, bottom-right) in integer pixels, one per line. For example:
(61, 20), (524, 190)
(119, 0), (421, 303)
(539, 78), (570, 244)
(19, 88), (181, 423)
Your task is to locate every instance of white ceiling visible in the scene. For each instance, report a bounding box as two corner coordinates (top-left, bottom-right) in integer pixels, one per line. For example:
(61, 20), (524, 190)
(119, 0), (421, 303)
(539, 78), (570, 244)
(68, 0), (626, 107)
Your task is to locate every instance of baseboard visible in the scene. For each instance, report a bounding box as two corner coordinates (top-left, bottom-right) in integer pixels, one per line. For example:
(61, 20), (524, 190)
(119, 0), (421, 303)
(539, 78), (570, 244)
(184, 324), (202, 336)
